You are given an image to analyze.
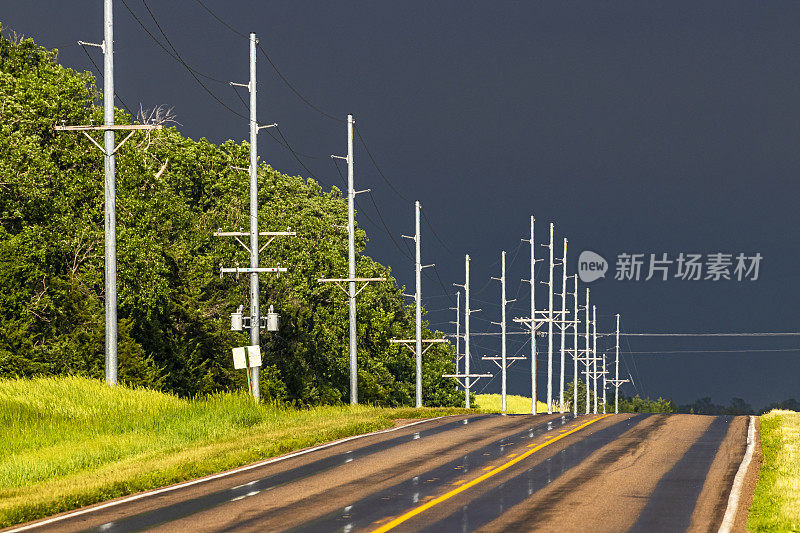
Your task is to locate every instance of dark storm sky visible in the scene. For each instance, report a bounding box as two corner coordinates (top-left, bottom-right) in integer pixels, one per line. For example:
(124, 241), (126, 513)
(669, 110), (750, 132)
(4, 1), (799, 408)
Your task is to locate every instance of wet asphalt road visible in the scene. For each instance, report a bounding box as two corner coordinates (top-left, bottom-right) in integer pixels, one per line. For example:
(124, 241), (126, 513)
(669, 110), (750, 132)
(7, 413), (750, 533)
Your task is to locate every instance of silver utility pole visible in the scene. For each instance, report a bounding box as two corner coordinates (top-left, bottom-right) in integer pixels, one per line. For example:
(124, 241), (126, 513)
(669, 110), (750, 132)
(247, 32), (261, 401)
(219, 35), (293, 402)
(320, 115), (384, 405)
(483, 251), (521, 413)
(103, 0), (117, 385)
(593, 305), (598, 414)
(499, 251), (508, 413)
(544, 223), (554, 414)
(394, 202), (439, 407)
(444, 256), (491, 406)
(56, 1), (160, 385)
(402, 201), (428, 407)
(464, 255), (472, 408)
(346, 114), (357, 405)
(527, 216), (538, 414)
(413, 201), (423, 407)
(585, 288), (591, 414)
(558, 238), (568, 413)
(602, 353), (607, 413)
(452, 292), (461, 374)
(616, 315), (620, 413)
(605, 314), (629, 414)
(572, 275), (579, 417)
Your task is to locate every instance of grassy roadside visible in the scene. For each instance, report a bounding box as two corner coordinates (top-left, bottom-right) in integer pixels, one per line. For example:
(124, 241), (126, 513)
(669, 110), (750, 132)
(475, 393), (549, 414)
(748, 410), (800, 532)
(0, 376), (476, 528)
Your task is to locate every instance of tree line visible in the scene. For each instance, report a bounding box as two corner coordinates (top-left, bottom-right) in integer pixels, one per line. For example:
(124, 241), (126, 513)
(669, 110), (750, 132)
(0, 26), (461, 407)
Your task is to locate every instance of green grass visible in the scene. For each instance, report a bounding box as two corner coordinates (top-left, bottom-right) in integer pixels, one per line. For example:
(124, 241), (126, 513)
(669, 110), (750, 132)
(474, 393), (549, 414)
(0, 376), (473, 528)
(749, 410), (800, 532)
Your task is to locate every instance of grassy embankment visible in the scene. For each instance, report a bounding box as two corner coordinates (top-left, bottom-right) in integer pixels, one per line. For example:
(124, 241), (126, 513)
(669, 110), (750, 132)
(749, 410), (800, 532)
(0, 376), (475, 528)
(475, 393), (549, 414)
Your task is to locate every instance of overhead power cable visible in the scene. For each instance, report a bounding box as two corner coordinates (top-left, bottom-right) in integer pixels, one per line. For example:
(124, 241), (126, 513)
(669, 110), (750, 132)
(192, 0), (343, 123)
(421, 209), (456, 257)
(621, 348), (800, 354)
(354, 125), (413, 205)
(599, 332), (800, 337)
(120, 0), (232, 86)
(192, 0), (249, 39)
(78, 44), (134, 117)
(130, 0), (249, 120)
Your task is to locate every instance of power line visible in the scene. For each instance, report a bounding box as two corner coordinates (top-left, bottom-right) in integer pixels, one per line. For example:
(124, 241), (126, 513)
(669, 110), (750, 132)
(191, 0), (343, 124)
(599, 332), (800, 337)
(119, 0), (233, 86)
(79, 44), (134, 117)
(622, 348), (800, 354)
(131, 0), (249, 120)
(353, 125), (413, 205)
(192, 0), (249, 39)
(421, 208), (456, 257)
(331, 159), (412, 262)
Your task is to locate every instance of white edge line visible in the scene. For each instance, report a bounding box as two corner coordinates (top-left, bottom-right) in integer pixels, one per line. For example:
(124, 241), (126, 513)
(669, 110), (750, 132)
(5, 415), (460, 532)
(718, 415), (756, 533)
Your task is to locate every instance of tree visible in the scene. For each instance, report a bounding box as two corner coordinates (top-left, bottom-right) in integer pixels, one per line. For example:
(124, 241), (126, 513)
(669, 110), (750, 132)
(0, 25), (462, 407)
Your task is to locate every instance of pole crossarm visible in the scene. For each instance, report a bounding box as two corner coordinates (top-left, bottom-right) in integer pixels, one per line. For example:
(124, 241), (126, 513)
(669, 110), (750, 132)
(442, 373), (493, 389)
(482, 355), (526, 369)
(55, 124), (163, 156)
(220, 265), (287, 279)
(318, 277), (386, 297)
(390, 338), (447, 357)
(214, 230), (296, 254)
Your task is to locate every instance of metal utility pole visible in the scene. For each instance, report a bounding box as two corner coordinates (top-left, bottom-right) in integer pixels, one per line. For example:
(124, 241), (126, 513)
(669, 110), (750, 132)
(464, 255), (472, 408)
(615, 316), (620, 413)
(445, 255), (491, 408)
(483, 251), (521, 414)
(593, 305), (598, 414)
(319, 115), (385, 405)
(102, 0), (117, 385)
(345, 114), (357, 404)
(572, 275), (579, 417)
(247, 32), (261, 401)
(497, 251), (509, 413)
(543, 223), (555, 414)
(585, 288), (591, 414)
(602, 353), (607, 413)
(558, 238), (568, 413)
(452, 292), (461, 373)
(55, 0), (161, 386)
(605, 314), (629, 414)
(393, 201), (438, 407)
(524, 216), (540, 414)
(219, 34), (293, 402)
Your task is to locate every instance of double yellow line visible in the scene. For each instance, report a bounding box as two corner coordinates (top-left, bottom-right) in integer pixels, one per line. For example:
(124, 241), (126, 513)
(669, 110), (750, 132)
(370, 414), (612, 533)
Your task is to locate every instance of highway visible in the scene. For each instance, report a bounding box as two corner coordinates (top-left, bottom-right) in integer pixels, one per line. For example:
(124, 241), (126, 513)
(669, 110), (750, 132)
(8, 413), (753, 533)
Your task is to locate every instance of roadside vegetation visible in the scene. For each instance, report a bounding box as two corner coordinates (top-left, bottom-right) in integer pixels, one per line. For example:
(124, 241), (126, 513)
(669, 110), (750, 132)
(475, 394), (548, 414)
(0, 376), (472, 528)
(749, 410), (800, 532)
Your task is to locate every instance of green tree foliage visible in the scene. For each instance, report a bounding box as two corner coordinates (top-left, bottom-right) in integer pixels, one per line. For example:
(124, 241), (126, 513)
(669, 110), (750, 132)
(677, 396), (755, 415)
(563, 381), (677, 414)
(0, 26), (461, 406)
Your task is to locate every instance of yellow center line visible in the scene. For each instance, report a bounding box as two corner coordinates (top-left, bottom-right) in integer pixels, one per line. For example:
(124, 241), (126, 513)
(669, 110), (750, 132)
(369, 414), (612, 533)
